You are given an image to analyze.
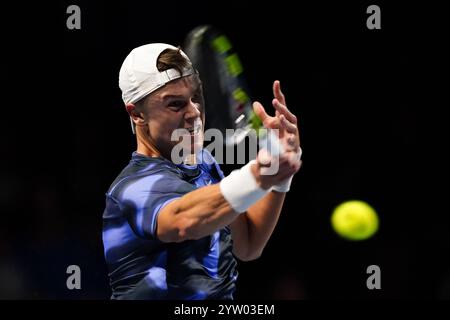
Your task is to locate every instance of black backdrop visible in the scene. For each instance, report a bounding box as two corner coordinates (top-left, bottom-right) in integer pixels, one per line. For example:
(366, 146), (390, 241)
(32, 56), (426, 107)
(1, 1), (447, 299)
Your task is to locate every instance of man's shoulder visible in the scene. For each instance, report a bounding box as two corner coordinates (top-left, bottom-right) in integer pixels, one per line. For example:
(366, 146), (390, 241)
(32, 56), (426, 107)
(107, 156), (187, 198)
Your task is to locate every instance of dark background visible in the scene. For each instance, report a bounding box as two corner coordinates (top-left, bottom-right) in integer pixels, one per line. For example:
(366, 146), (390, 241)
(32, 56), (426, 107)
(1, 1), (447, 299)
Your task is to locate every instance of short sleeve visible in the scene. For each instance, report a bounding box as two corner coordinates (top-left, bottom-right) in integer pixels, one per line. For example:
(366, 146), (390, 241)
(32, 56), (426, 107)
(116, 172), (196, 240)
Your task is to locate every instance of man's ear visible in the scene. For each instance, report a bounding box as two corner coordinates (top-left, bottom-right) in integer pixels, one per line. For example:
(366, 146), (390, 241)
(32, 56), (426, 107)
(126, 103), (145, 126)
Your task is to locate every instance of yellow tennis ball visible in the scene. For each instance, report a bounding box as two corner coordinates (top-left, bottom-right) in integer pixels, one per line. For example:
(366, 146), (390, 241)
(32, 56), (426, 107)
(331, 200), (379, 241)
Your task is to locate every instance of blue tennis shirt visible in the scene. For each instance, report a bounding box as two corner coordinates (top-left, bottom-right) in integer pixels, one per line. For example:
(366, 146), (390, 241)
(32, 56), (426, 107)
(102, 149), (238, 299)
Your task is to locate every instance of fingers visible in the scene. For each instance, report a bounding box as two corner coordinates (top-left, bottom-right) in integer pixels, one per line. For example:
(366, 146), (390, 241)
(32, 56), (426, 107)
(265, 116), (281, 129)
(273, 81), (284, 118)
(275, 156), (300, 181)
(273, 80), (286, 106)
(272, 99), (297, 124)
(260, 158), (296, 180)
(257, 148), (301, 171)
(279, 115), (297, 134)
(252, 101), (269, 124)
(279, 114), (300, 150)
(256, 148), (302, 184)
(257, 148), (272, 166)
(287, 150), (302, 169)
(253, 101), (280, 129)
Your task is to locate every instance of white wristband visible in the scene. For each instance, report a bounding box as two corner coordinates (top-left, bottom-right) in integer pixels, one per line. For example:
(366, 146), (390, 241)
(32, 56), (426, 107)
(271, 147), (302, 193)
(220, 160), (269, 213)
(272, 175), (294, 193)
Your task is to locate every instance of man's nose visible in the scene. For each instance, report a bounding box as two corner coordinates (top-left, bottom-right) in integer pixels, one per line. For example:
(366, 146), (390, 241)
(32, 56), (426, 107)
(185, 100), (201, 120)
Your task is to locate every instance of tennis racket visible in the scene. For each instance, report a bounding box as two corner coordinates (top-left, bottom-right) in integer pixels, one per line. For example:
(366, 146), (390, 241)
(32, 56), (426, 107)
(183, 25), (282, 157)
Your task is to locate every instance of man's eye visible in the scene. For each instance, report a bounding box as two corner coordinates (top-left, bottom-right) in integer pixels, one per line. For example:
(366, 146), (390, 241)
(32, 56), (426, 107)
(168, 101), (186, 108)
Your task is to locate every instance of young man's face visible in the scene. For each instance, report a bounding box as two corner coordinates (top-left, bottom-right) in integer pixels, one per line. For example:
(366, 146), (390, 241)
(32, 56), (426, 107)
(142, 74), (205, 161)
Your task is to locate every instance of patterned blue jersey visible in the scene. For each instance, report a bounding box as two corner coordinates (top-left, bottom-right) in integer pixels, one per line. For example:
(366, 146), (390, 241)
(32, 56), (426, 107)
(102, 149), (238, 299)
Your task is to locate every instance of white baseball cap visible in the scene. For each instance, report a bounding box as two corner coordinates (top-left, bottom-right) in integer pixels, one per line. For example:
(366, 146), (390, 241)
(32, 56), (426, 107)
(119, 43), (196, 105)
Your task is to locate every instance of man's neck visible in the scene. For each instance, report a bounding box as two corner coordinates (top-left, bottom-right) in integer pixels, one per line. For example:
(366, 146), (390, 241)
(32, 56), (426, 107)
(136, 138), (161, 158)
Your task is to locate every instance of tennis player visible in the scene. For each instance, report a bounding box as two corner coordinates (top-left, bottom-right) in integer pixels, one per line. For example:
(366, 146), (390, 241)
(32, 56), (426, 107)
(102, 43), (302, 299)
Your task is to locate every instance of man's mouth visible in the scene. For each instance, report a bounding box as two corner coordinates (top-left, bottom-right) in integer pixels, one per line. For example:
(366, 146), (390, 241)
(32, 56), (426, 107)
(186, 121), (202, 135)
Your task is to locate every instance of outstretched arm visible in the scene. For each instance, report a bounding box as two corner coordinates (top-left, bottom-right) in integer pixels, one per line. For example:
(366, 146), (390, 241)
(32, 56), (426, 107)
(157, 155), (295, 243)
(229, 191), (287, 261)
